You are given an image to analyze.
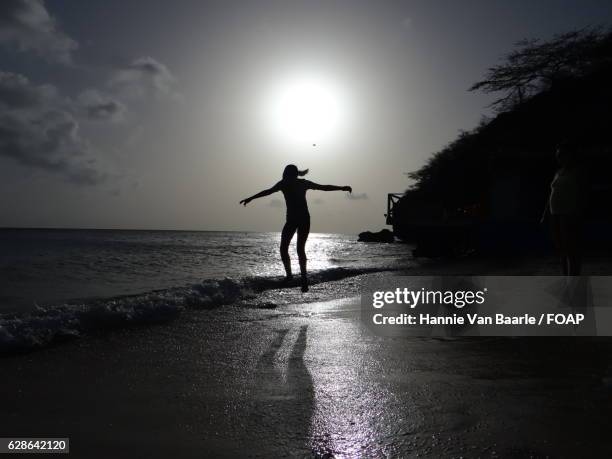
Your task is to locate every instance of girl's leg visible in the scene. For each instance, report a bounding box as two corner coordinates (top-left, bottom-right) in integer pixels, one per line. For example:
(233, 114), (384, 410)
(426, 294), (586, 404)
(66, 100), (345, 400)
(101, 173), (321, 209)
(296, 219), (311, 292)
(280, 222), (298, 279)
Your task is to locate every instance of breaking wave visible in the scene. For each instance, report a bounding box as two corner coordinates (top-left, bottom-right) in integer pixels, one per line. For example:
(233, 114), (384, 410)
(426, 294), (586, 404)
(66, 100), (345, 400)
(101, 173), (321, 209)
(0, 266), (394, 354)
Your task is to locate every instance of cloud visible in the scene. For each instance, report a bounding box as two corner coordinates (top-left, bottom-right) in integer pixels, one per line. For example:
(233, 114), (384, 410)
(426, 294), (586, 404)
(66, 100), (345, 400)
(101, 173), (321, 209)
(0, 109), (106, 185)
(110, 56), (180, 100)
(269, 199), (284, 208)
(346, 192), (368, 200)
(0, 70), (57, 108)
(77, 89), (126, 122)
(0, 71), (109, 185)
(0, 0), (78, 63)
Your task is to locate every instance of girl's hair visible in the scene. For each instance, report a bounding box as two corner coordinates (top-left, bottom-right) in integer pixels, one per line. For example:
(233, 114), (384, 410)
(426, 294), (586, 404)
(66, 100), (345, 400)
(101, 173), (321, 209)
(282, 164), (309, 179)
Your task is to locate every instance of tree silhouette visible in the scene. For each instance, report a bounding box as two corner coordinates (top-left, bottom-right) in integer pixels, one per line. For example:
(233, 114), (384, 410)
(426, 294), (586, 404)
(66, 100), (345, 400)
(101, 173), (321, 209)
(470, 27), (612, 111)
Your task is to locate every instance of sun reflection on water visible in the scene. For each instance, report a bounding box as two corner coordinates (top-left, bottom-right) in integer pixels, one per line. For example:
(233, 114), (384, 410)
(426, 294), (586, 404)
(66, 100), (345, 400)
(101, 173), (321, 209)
(246, 232), (413, 279)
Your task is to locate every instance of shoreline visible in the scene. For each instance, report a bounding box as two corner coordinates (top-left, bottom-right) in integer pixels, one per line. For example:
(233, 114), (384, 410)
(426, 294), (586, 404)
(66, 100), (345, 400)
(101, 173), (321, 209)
(1, 285), (612, 457)
(2, 254), (610, 356)
(1, 255), (612, 456)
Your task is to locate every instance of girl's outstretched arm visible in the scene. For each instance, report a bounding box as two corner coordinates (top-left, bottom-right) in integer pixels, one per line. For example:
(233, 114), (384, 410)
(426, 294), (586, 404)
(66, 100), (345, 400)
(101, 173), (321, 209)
(240, 183), (280, 206)
(308, 182), (352, 193)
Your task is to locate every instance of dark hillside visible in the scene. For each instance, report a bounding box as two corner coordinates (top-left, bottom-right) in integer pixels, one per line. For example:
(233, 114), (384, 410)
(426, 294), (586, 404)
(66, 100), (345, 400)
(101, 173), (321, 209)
(393, 29), (612, 253)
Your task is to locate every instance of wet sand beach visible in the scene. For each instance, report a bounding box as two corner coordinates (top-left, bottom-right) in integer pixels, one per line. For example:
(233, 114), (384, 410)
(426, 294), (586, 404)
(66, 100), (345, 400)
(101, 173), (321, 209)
(1, 256), (612, 457)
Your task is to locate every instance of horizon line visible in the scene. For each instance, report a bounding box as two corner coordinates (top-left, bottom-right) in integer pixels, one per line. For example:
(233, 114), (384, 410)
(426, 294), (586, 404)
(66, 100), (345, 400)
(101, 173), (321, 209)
(0, 226), (358, 235)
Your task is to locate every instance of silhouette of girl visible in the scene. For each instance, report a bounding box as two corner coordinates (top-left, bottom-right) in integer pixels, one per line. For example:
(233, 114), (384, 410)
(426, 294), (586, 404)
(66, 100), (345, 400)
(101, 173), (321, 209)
(541, 142), (586, 276)
(240, 165), (352, 291)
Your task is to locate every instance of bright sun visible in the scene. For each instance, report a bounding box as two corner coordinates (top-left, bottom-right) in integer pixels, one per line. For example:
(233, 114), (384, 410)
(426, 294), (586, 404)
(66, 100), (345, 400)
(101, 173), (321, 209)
(263, 74), (348, 146)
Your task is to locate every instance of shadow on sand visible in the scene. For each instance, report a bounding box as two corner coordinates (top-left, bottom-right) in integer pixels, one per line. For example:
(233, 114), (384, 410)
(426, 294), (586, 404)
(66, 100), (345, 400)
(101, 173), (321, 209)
(242, 325), (315, 455)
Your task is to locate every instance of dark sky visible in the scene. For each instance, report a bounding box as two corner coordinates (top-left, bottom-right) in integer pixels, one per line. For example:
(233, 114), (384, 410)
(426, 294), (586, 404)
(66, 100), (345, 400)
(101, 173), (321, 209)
(1, 0), (612, 232)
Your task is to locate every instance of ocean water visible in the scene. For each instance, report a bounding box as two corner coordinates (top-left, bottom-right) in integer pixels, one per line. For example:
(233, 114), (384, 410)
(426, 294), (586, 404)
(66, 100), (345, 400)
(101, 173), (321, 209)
(0, 229), (413, 352)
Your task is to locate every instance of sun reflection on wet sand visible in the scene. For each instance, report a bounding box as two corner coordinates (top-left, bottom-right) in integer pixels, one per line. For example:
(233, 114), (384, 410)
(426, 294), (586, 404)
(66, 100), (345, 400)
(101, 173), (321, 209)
(304, 307), (414, 457)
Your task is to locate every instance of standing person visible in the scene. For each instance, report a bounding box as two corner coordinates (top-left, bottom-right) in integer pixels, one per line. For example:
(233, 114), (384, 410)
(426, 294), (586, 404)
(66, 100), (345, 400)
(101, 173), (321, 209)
(541, 142), (587, 276)
(240, 165), (352, 292)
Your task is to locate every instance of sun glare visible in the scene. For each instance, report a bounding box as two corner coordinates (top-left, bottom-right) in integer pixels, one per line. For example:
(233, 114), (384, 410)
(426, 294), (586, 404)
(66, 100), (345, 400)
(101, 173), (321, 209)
(263, 74), (348, 146)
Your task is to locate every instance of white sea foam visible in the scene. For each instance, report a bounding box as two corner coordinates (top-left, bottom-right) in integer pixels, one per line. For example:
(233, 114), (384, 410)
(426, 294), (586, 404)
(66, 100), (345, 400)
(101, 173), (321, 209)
(0, 267), (395, 354)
